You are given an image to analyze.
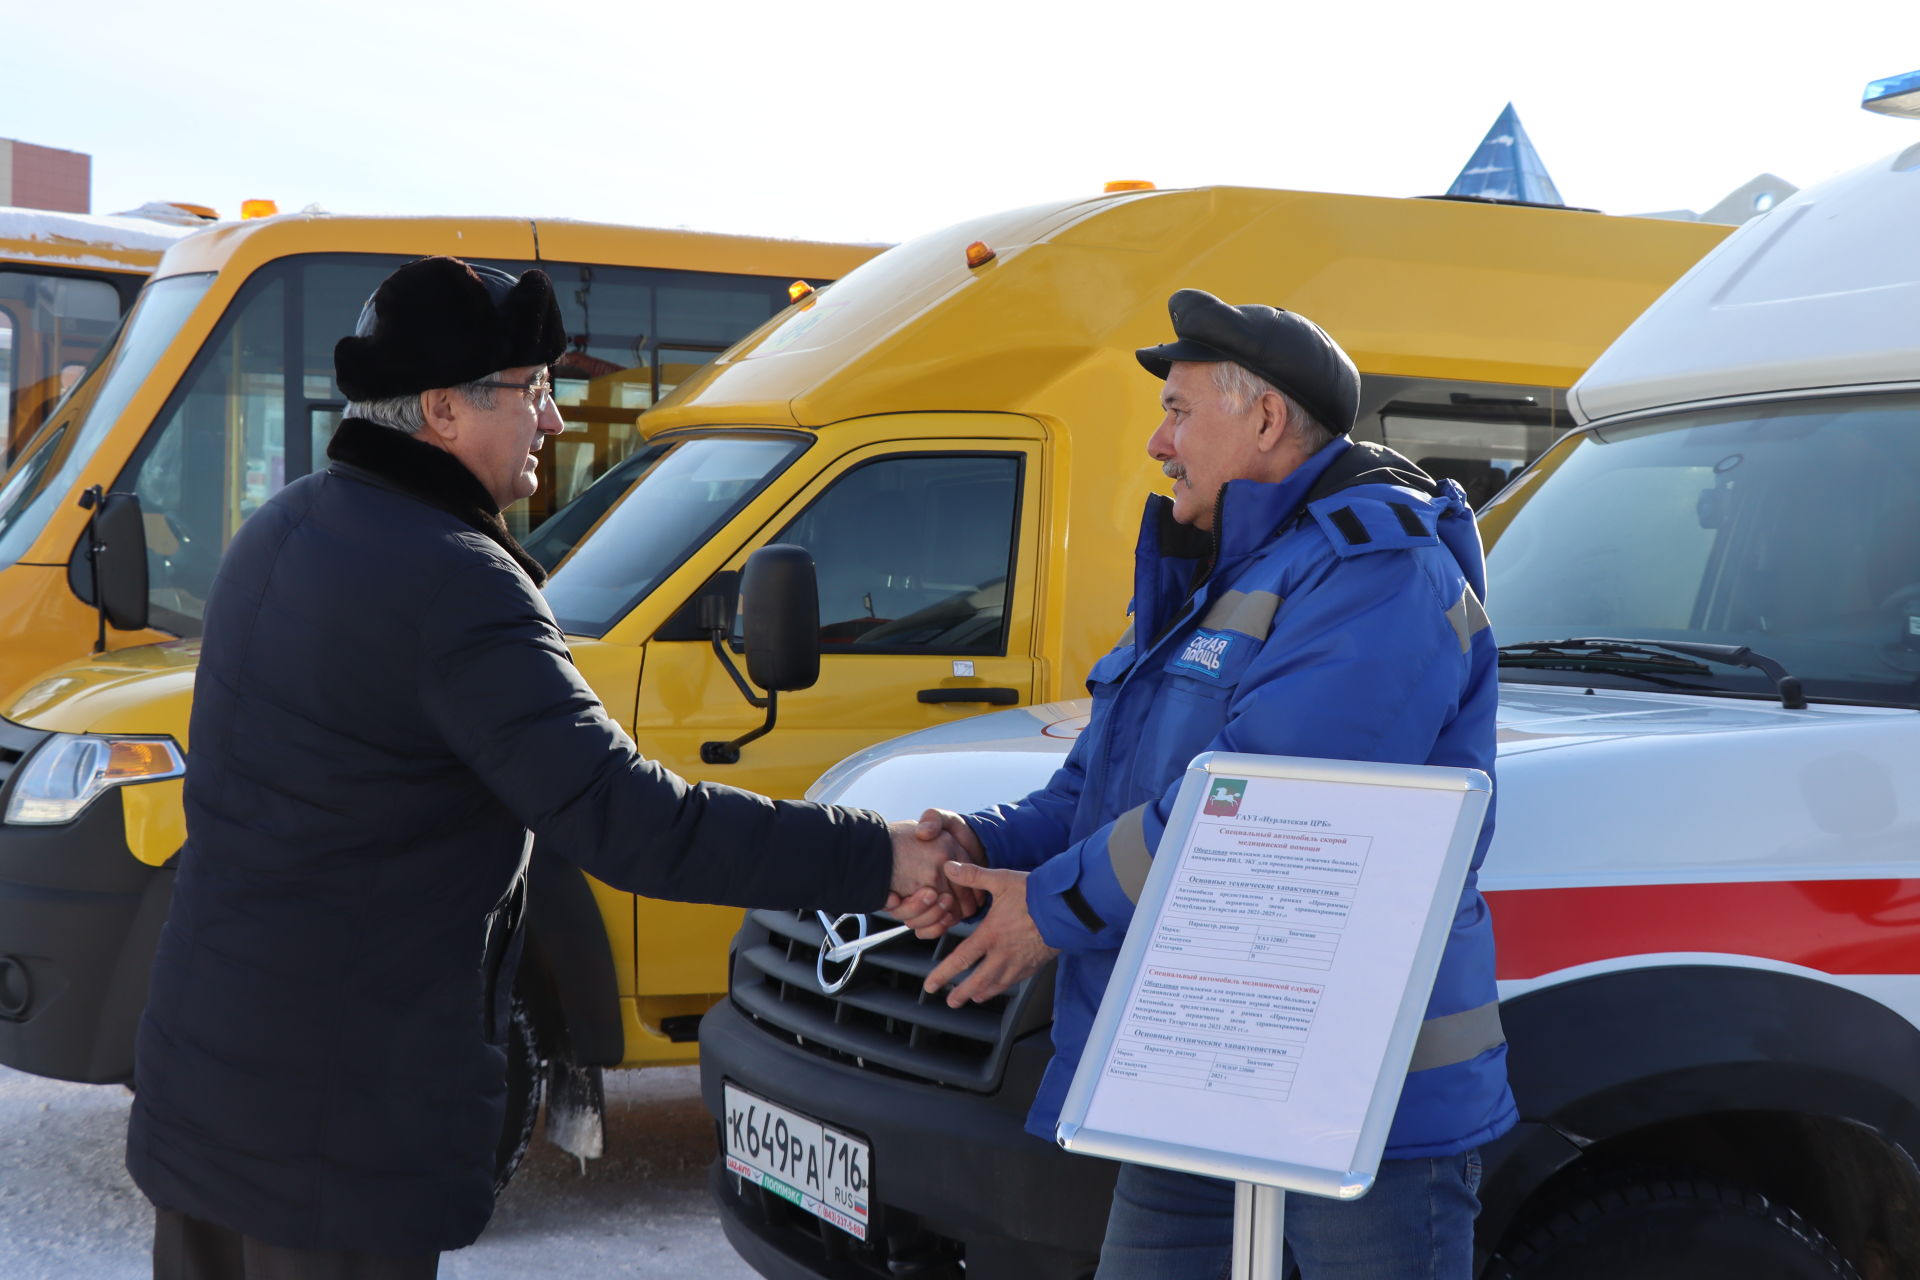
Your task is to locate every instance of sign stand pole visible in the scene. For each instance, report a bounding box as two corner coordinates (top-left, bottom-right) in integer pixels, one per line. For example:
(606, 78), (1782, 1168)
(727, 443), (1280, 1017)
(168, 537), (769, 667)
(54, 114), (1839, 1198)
(1232, 1182), (1286, 1280)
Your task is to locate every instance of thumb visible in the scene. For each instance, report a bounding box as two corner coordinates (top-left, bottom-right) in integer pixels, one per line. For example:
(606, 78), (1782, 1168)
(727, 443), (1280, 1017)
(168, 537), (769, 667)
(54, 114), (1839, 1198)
(916, 809), (947, 840)
(945, 859), (1004, 888)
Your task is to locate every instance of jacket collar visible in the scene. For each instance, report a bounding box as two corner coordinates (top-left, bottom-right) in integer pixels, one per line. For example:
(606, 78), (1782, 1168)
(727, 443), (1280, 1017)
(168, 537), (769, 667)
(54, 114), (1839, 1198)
(325, 417), (547, 586)
(1137, 437), (1354, 570)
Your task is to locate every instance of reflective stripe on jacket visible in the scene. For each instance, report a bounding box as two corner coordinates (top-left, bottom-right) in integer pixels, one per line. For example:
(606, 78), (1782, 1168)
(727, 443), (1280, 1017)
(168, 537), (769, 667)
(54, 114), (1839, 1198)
(967, 437), (1516, 1158)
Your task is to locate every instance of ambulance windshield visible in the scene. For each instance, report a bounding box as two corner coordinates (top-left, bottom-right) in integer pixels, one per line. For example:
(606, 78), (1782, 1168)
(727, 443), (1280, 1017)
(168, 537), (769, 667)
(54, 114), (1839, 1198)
(1484, 392), (1920, 708)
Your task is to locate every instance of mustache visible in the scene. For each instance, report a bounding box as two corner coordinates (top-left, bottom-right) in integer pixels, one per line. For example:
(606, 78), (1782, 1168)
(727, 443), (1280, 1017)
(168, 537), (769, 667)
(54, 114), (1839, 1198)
(1162, 461), (1186, 483)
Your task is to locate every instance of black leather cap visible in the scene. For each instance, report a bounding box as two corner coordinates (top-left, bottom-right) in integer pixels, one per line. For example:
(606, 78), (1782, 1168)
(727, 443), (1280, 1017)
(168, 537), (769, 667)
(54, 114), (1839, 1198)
(335, 257), (567, 402)
(1135, 288), (1359, 435)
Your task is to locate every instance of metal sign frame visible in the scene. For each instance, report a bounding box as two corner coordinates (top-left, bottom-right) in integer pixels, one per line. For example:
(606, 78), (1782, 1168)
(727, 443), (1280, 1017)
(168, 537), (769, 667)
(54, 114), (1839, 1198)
(1055, 750), (1491, 1200)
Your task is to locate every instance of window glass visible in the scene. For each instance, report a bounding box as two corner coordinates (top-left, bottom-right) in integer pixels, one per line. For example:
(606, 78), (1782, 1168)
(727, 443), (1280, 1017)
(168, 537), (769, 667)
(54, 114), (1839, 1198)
(522, 439), (673, 572)
(0, 312), (11, 434)
(515, 263), (791, 537)
(0, 424), (65, 550)
(1359, 377), (1564, 510)
(659, 280), (782, 346)
(0, 271), (124, 463)
(298, 257), (402, 461)
(112, 256), (403, 631)
(0, 272), (213, 573)
(771, 454), (1021, 654)
(542, 434), (807, 636)
(128, 273), (290, 628)
(1486, 394), (1920, 706)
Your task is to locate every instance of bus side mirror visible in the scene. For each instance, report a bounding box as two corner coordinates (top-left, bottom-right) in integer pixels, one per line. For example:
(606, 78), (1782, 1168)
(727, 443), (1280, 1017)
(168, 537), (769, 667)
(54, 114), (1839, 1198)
(741, 543), (820, 693)
(699, 544), (820, 764)
(79, 487), (149, 648)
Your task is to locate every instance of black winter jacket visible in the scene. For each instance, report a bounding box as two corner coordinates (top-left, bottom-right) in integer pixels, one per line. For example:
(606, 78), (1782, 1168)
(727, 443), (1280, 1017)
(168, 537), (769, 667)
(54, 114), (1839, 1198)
(126, 419), (891, 1253)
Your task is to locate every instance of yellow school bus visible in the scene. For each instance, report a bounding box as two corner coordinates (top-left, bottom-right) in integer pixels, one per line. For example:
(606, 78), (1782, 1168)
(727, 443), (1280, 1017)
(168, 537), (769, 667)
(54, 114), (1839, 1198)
(0, 214), (878, 700)
(0, 205), (203, 466)
(0, 187), (1726, 1186)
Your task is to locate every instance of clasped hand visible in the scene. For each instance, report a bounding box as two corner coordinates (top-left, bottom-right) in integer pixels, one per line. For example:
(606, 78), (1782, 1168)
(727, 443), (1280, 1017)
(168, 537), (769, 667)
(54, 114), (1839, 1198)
(886, 809), (1060, 1009)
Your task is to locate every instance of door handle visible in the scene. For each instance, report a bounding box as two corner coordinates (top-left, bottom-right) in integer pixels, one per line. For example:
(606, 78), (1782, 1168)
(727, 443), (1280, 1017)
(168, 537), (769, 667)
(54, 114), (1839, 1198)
(917, 687), (1020, 706)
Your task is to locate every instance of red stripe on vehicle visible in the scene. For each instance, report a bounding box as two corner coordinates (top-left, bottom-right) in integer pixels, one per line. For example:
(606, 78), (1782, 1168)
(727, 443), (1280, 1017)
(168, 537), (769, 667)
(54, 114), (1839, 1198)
(1487, 879), (1920, 980)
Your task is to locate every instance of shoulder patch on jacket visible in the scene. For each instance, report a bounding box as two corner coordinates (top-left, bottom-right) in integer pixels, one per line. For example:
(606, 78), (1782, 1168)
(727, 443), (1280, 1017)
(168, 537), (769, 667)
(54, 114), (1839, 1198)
(1308, 495), (1439, 558)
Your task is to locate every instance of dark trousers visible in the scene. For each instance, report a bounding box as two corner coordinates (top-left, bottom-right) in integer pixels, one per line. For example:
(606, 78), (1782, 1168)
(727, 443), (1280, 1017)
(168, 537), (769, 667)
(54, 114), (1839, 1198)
(153, 1208), (439, 1280)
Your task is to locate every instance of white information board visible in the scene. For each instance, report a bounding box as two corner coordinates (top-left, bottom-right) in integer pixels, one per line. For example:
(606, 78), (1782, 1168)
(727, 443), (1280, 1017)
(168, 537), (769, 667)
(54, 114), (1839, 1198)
(1055, 751), (1490, 1200)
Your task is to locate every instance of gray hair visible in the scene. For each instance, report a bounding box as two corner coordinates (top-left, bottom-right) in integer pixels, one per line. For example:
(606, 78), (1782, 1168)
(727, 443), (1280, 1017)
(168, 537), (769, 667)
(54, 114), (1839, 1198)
(345, 378), (498, 435)
(1210, 362), (1335, 454)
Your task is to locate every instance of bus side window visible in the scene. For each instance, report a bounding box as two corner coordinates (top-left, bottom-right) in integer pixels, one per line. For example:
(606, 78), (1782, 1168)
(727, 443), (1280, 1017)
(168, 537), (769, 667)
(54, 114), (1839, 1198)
(298, 259), (401, 464)
(1356, 376), (1566, 510)
(0, 271), (123, 464)
(0, 311), (12, 444)
(520, 266), (793, 538)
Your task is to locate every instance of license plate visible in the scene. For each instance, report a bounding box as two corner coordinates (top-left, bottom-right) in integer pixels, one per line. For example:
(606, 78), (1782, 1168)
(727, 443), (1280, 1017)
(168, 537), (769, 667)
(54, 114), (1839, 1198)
(723, 1083), (871, 1240)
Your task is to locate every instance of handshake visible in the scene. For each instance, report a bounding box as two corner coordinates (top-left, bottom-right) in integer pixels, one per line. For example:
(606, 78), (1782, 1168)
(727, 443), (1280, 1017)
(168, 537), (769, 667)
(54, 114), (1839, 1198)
(880, 809), (1062, 1008)
(883, 809), (989, 935)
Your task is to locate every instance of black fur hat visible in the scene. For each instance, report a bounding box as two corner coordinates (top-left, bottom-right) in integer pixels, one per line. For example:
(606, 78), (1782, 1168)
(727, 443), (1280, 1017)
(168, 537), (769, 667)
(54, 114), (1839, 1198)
(334, 256), (567, 402)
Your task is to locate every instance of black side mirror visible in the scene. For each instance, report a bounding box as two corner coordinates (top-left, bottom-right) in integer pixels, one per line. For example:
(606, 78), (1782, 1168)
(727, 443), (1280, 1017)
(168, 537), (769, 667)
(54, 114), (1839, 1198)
(78, 487), (149, 649)
(698, 544), (822, 765)
(741, 543), (819, 693)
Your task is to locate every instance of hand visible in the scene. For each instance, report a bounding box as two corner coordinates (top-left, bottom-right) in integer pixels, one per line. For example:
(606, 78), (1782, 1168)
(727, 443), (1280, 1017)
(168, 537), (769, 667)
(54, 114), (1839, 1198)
(885, 810), (987, 937)
(884, 821), (973, 936)
(914, 808), (986, 863)
(922, 862), (1060, 1008)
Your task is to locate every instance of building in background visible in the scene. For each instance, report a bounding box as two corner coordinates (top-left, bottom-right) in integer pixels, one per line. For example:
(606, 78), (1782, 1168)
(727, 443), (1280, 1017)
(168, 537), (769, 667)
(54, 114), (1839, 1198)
(0, 140), (89, 214)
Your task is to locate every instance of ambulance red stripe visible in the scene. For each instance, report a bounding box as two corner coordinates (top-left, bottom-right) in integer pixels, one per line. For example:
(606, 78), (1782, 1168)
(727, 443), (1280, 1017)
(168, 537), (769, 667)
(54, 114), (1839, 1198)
(1487, 879), (1920, 979)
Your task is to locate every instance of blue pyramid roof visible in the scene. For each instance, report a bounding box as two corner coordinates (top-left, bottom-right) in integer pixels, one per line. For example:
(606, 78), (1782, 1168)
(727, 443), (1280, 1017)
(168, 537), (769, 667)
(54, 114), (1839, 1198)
(1447, 104), (1564, 205)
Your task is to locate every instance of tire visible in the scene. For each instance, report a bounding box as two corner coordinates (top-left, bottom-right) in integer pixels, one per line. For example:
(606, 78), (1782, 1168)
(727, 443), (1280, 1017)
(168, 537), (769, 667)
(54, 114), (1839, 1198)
(492, 993), (544, 1196)
(1495, 1173), (1861, 1280)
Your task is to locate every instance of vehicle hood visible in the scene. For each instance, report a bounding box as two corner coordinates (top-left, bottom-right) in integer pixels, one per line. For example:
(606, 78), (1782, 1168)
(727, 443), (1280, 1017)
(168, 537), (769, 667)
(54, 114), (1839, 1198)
(3, 641), (201, 737)
(810, 685), (1920, 890)
(2, 636), (642, 746)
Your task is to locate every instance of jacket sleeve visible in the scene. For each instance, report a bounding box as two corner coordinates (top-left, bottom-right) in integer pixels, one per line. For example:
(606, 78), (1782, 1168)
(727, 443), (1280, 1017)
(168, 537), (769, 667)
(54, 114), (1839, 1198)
(415, 555), (892, 913)
(1022, 549), (1467, 951)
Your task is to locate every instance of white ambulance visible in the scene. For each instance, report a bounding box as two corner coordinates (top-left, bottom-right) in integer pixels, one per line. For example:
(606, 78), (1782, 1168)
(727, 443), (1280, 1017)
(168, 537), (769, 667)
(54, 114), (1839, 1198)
(699, 87), (1920, 1280)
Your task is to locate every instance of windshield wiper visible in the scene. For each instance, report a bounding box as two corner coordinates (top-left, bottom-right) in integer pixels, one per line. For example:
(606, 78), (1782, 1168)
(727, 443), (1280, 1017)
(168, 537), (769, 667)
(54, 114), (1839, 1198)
(1498, 638), (1806, 709)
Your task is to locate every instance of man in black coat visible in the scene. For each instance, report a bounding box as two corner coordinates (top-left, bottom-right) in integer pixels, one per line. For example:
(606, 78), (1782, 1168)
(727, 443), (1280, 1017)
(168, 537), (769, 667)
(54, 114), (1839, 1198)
(126, 257), (970, 1280)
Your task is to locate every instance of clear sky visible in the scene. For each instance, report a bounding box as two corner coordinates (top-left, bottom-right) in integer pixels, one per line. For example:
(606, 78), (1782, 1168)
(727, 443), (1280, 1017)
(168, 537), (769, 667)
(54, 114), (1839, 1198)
(7, 0), (1916, 245)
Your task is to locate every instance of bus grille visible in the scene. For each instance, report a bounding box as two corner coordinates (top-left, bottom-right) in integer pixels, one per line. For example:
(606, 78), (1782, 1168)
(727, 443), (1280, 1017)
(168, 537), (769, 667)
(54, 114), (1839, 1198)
(729, 908), (1053, 1092)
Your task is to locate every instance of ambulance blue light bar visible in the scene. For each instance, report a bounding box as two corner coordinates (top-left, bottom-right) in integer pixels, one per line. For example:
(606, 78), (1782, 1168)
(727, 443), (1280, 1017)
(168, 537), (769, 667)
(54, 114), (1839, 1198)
(1863, 70), (1920, 119)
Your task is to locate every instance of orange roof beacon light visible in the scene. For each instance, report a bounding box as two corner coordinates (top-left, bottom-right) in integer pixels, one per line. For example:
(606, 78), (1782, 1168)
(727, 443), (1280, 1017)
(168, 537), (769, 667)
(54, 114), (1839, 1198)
(788, 279), (816, 303)
(1103, 180), (1156, 193)
(241, 199), (280, 220)
(964, 240), (997, 269)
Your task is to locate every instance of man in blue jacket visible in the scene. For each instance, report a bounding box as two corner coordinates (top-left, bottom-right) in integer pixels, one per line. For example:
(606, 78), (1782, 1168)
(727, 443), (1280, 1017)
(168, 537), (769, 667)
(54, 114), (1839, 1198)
(903, 289), (1514, 1277)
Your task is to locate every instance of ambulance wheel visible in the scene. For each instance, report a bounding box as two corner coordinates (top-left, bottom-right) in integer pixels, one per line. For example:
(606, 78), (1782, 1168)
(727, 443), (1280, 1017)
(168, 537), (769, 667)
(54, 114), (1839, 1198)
(1495, 1173), (1860, 1279)
(492, 993), (544, 1196)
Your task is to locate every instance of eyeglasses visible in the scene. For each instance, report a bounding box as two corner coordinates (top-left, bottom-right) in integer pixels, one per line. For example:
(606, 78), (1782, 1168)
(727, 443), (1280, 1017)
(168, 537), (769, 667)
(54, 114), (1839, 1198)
(474, 372), (555, 410)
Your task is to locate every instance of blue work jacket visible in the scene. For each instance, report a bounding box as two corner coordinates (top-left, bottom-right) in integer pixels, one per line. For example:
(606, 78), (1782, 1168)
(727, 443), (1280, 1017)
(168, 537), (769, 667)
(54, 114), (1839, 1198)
(967, 438), (1517, 1159)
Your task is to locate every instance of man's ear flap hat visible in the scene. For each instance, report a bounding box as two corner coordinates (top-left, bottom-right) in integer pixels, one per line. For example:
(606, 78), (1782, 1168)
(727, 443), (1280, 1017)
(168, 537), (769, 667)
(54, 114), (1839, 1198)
(334, 256), (567, 403)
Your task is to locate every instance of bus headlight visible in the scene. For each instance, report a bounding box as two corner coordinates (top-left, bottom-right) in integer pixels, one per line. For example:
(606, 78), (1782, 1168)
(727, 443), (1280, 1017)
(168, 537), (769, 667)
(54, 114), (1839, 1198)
(4, 735), (186, 825)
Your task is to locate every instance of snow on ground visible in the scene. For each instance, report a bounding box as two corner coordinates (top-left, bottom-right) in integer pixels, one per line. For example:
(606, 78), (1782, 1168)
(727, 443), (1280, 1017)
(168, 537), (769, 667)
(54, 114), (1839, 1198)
(0, 1064), (757, 1279)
